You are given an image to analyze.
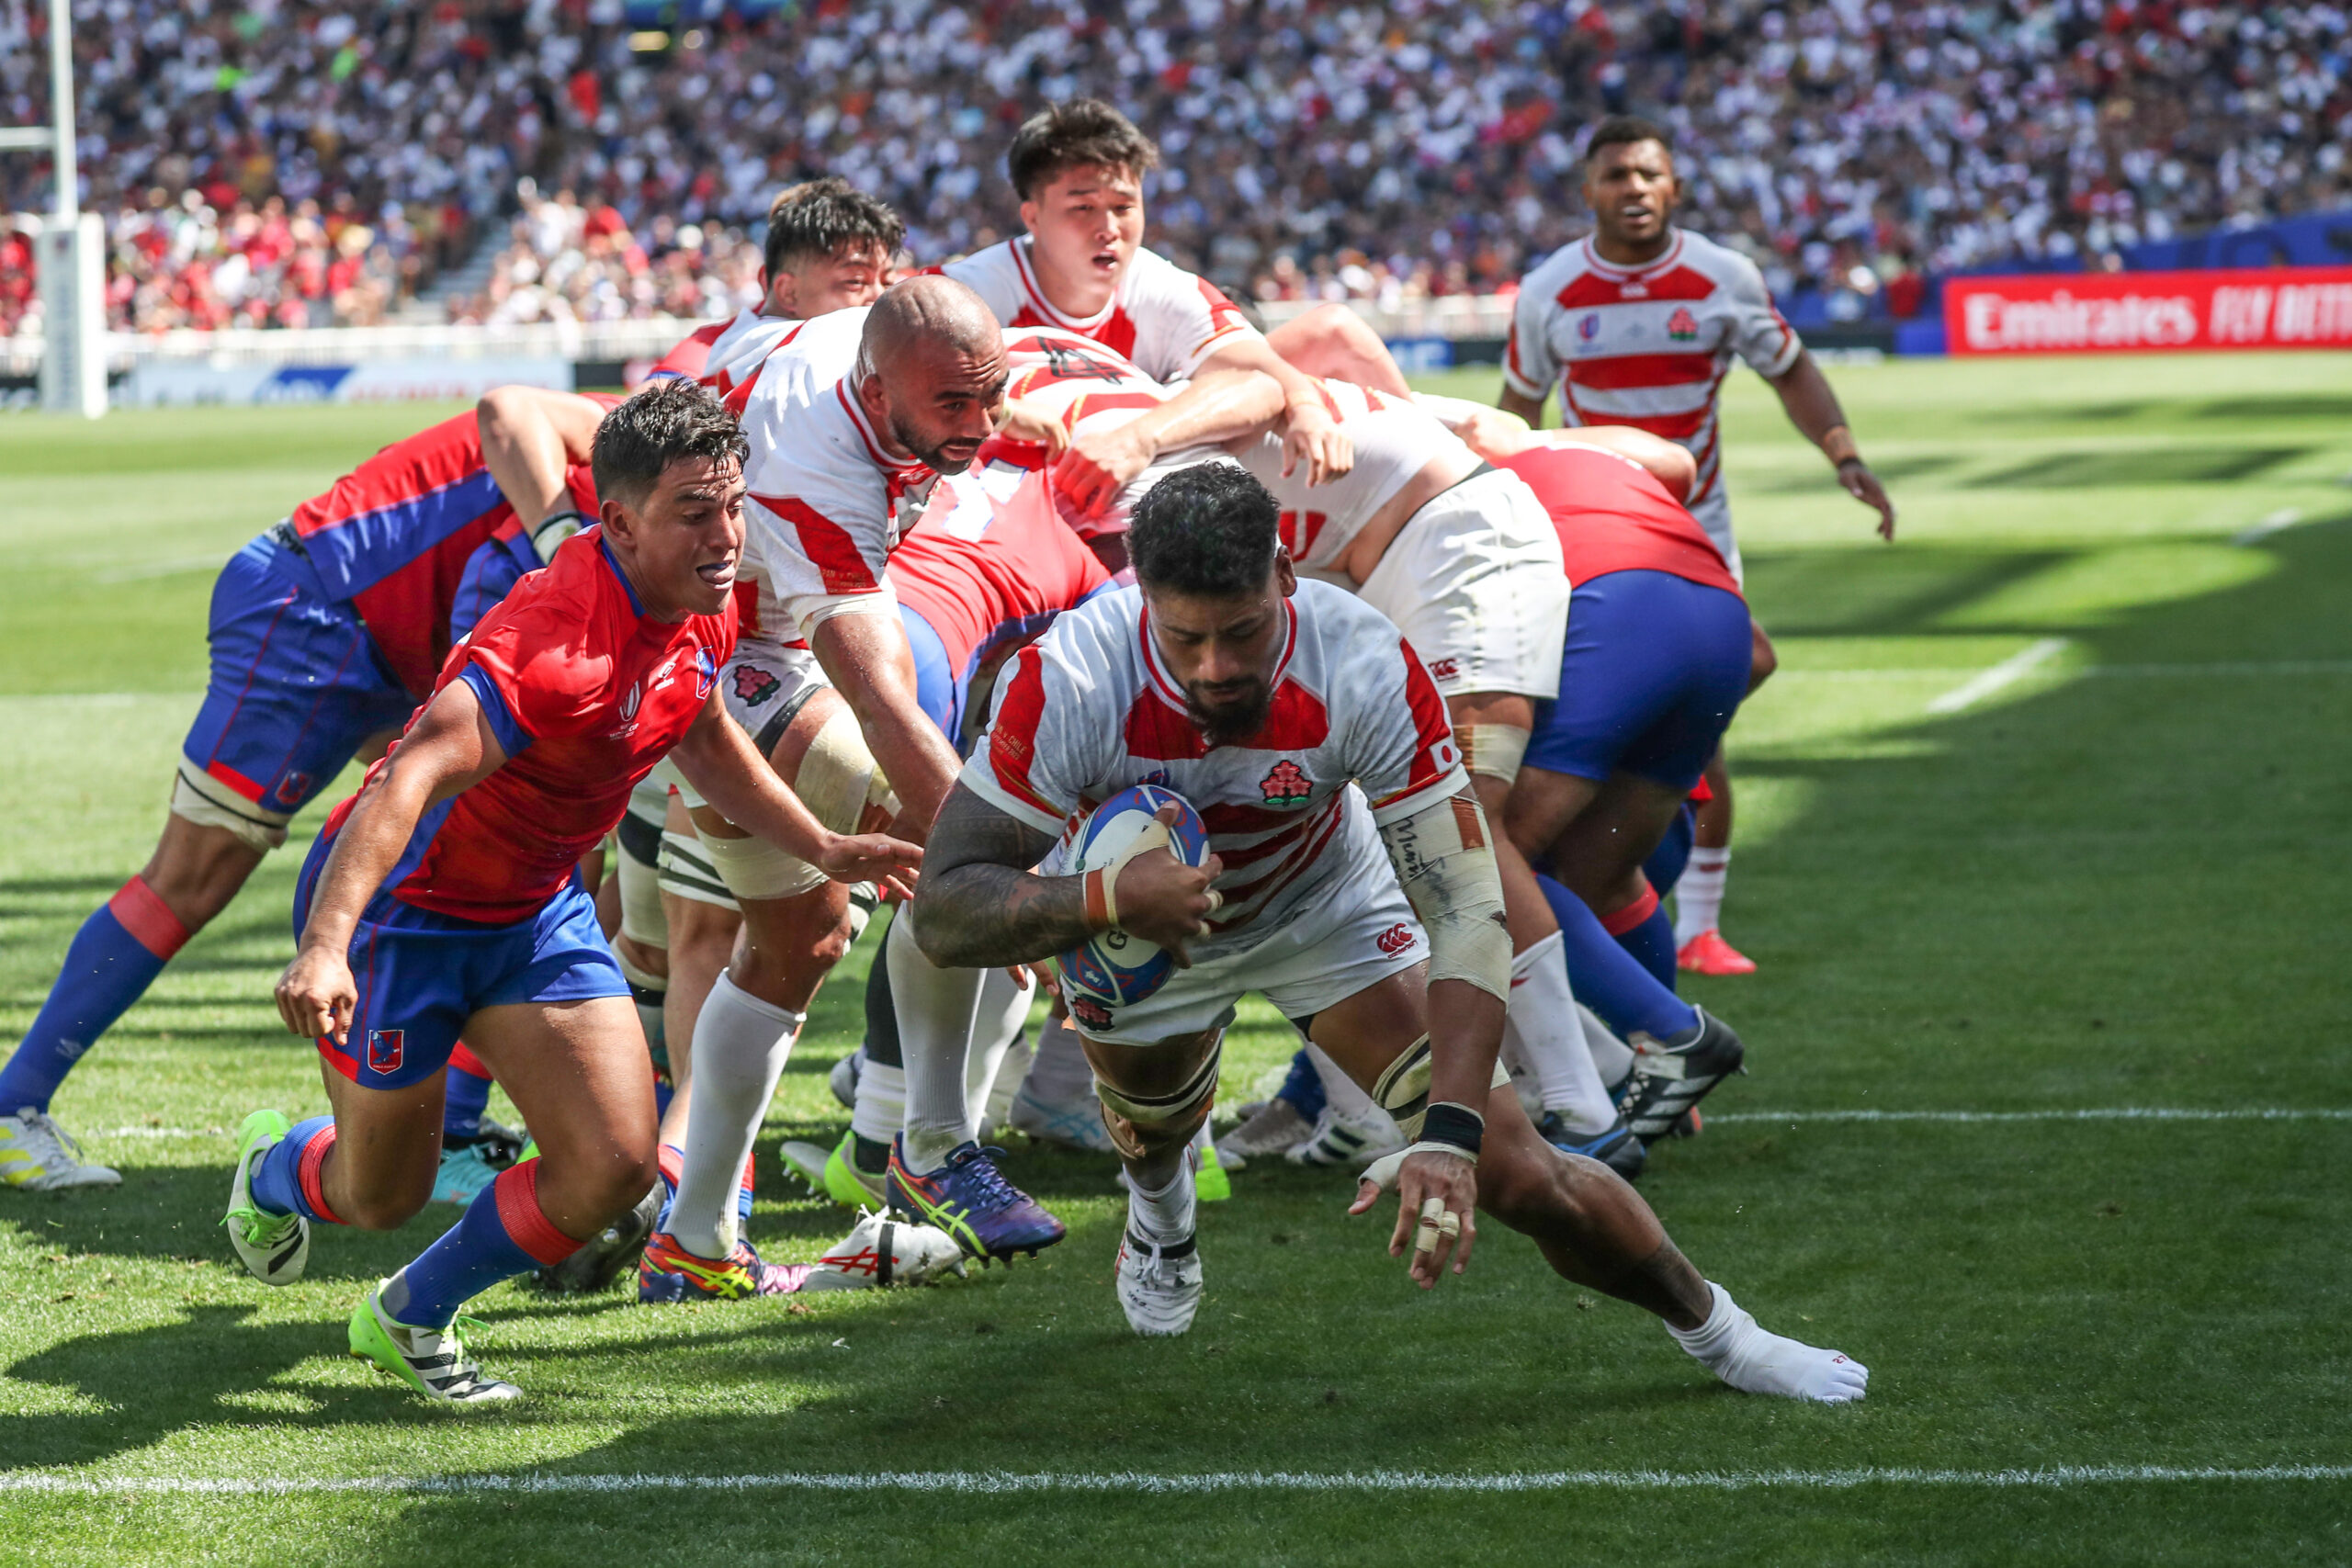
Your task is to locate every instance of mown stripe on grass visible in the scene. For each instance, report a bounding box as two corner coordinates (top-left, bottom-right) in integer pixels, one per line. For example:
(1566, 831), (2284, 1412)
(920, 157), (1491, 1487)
(1709, 1108), (2352, 1124)
(3, 1466), (2348, 1495)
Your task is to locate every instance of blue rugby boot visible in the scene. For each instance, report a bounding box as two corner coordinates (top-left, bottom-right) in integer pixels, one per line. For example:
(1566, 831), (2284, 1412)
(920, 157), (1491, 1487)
(885, 1137), (1065, 1263)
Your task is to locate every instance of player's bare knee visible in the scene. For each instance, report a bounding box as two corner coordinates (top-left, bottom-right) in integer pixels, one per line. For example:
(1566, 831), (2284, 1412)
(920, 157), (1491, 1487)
(343, 1185), (432, 1233)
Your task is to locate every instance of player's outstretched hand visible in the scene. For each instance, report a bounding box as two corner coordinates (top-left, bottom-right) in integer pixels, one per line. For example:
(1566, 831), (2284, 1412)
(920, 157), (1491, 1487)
(818, 831), (923, 903)
(1052, 421), (1156, 519)
(276, 947), (357, 1045)
(1111, 803), (1224, 967)
(1351, 1145), (1478, 1290)
(995, 399), (1070, 459)
(1281, 400), (1355, 486)
(1839, 457), (1897, 539)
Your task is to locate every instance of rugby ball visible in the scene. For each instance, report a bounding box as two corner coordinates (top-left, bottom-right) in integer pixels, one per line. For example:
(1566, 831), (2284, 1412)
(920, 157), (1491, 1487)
(1055, 784), (1213, 1019)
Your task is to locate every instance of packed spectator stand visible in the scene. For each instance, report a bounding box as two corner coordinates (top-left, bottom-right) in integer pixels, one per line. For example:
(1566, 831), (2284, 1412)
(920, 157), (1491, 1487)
(3, 0), (2347, 341)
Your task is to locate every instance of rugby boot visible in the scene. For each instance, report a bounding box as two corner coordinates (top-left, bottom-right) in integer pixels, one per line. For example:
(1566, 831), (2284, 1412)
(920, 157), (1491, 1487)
(1285, 1103), (1404, 1169)
(800, 1210), (968, 1292)
(1215, 1098), (1313, 1169)
(636, 1231), (812, 1302)
(348, 1282), (521, 1404)
(1620, 1008), (1746, 1143)
(220, 1110), (307, 1285)
(1008, 1079), (1118, 1153)
(530, 1181), (661, 1294)
(432, 1141), (506, 1205)
(1677, 929), (1757, 976)
(828, 1045), (864, 1111)
(1534, 1111), (1648, 1181)
(779, 1129), (888, 1210)
(885, 1137), (1065, 1263)
(1114, 1228), (1203, 1336)
(1, 1107), (119, 1191)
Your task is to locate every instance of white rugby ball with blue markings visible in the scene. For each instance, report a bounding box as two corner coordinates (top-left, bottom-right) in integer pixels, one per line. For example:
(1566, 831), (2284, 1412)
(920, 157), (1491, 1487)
(1055, 784), (1213, 1018)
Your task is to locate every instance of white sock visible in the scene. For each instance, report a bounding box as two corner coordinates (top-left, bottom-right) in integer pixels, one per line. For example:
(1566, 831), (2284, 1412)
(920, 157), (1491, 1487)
(1674, 848), (1731, 942)
(1505, 933), (1616, 1134)
(963, 966), (1035, 1141)
(1668, 1280), (1870, 1404)
(1023, 1014), (1096, 1104)
(1305, 1043), (1379, 1119)
(1579, 1003), (1636, 1091)
(670, 973), (801, 1258)
(984, 1034), (1030, 1135)
(1126, 1161), (1197, 1245)
(850, 1060), (906, 1148)
(888, 910), (988, 1173)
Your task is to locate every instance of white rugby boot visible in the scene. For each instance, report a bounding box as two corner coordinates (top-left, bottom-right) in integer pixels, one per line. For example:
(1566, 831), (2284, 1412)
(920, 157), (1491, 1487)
(1, 1108), (120, 1191)
(1216, 1098), (1313, 1168)
(1114, 1228), (1204, 1336)
(803, 1209), (968, 1291)
(1285, 1102), (1404, 1169)
(1008, 1079), (1117, 1153)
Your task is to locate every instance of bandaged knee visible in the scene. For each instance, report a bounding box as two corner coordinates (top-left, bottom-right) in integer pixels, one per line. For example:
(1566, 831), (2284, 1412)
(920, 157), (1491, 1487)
(170, 761), (288, 853)
(1093, 1039), (1223, 1161)
(1376, 790), (1512, 999)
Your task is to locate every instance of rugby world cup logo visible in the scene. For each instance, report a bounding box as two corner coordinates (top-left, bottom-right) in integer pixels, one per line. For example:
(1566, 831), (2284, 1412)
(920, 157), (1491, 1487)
(1577, 311), (1601, 342)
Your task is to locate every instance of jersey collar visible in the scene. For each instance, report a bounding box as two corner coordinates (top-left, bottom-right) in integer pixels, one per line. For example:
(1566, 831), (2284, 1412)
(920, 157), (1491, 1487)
(599, 536), (647, 618)
(834, 379), (934, 492)
(1012, 236), (1121, 332)
(1581, 228), (1684, 280)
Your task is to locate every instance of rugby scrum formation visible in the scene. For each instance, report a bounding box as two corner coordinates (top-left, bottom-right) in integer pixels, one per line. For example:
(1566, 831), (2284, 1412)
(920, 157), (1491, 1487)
(2, 103), (1899, 1407)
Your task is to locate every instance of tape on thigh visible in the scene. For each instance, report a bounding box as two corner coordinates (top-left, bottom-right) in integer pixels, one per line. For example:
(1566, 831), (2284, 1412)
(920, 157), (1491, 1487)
(170, 762), (289, 852)
(616, 809), (668, 947)
(1459, 723), (1529, 785)
(795, 705), (901, 829)
(697, 825), (826, 902)
(657, 827), (740, 910)
(1370, 1033), (1511, 1141)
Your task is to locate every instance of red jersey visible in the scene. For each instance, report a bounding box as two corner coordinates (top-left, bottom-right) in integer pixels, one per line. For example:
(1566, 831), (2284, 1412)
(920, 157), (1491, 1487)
(284, 402), (613, 694)
(891, 462), (1112, 677)
(326, 529), (735, 924)
(1498, 445), (1742, 598)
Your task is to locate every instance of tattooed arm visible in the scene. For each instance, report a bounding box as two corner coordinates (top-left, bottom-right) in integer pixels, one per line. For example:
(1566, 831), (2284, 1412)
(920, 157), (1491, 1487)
(910, 785), (1223, 969)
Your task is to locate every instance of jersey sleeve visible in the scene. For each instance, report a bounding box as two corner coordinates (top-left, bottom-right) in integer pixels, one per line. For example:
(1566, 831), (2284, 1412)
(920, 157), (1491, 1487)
(646, 321), (723, 383)
(741, 448), (897, 637)
(960, 635), (1103, 837)
(1501, 279), (1561, 402)
(454, 602), (601, 750)
(1130, 255), (1258, 381)
(1346, 620), (1470, 825)
(1724, 253), (1803, 378)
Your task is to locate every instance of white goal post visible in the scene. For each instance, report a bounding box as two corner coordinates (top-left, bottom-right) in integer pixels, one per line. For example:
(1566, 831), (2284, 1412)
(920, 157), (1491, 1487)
(4, 0), (105, 417)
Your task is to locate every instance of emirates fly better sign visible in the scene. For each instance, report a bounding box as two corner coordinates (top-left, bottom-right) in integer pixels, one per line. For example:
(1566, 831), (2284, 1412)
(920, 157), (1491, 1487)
(1944, 267), (2352, 355)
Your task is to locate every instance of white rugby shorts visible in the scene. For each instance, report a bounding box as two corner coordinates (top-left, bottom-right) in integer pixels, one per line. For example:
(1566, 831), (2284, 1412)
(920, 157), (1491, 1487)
(1355, 466), (1569, 701)
(1684, 483), (1743, 585)
(1066, 822), (1426, 1047)
(666, 638), (828, 811)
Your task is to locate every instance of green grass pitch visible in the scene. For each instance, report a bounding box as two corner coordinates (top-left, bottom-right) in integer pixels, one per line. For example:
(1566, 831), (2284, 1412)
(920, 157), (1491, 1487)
(2, 353), (2349, 1564)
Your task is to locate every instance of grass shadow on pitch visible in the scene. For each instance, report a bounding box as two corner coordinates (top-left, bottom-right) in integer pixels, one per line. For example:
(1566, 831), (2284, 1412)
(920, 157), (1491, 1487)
(1740, 545), (2070, 638)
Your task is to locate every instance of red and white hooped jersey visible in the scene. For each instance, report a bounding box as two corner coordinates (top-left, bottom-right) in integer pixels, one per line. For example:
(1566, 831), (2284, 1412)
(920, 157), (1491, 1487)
(649, 310), (808, 399)
(943, 239), (1254, 384)
(1233, 378), (1467, 574)
(990, 327), (1236, 538)
(1502, 229), (1801, 514)
(730, 305), (938, 642)
(964, 579), (1465, 945)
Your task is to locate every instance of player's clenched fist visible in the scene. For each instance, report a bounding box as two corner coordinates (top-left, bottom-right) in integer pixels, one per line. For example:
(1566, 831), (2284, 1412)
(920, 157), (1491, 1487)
(1280, 399), (1354, 486)
(816, 831), (924, 903)
(1108, 802), (1225, 965)
(994, 398), (1070, 459)
(275, 947), (357, 1045)
(1052, 420), (1156, 519)
(1351, 1145), (1478, 1289)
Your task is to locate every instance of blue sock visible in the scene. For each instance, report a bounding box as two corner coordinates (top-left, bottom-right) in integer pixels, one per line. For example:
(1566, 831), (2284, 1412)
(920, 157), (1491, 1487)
(1611, 899), (1680, 990)
(1536, 874), (1699, 1042)
(0, 883), (187, 1113)
(380, 1161), (576, 1328)
(1644, 803), (1697, 899)
(441, 1062), (492, 1143)
(1277, 1045), (1327, 1122)
(249, 1115), (340, 1223)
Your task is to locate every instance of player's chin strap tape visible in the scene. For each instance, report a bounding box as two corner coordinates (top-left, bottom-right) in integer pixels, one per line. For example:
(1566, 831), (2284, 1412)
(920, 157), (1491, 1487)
(1375, 789), (1512, 1001)
(1371, 1036), (1511, 1143)
(1458, 723), (1530, 786)
(1094, 1036), (1223, 1161)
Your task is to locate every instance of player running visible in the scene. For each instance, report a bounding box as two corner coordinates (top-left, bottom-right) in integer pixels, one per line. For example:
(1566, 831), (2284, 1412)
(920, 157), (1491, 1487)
(644, 178), (902, 395)
(910, 463), (1866, 1404)
(1498, 115), (1897, 975)
(728, 279), (1279, 1262)
(225, 385), (922, 1403)
(938, 98), (1352, 550)
(0, 389), (610, 1194)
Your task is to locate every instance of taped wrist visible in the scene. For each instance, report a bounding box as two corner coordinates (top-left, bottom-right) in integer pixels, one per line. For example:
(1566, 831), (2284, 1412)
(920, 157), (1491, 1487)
(531, 509), (585, 564)
(1376, 790), (1511, 1000)
(1080, 816), (1173, 933)
(1419, 1100), (1485, 1161)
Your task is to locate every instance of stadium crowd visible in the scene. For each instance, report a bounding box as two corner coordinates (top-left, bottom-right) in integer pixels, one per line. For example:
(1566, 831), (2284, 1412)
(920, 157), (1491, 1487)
(3, 0), (2349, 335)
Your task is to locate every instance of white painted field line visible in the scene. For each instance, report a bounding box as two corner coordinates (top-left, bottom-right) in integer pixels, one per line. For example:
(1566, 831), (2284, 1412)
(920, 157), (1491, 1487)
(1708, 1108), (2352, 1125)
(1924, 637), (2072, 714)
(3, 1465), (2348, 1496)
(2233, 507), (2303, 546)
(1781, 660), (2352, 681)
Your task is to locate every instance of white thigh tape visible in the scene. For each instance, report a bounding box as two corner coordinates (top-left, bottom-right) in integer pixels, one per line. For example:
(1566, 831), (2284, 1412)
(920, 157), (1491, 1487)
(616, 826), (668, 948)
(170, 763), (289, 853)
(697, 825), (826, 903)
(797, 705), (899, 830)
(1371, 1034), (1511, 1142)
(657, 828), (740, 910)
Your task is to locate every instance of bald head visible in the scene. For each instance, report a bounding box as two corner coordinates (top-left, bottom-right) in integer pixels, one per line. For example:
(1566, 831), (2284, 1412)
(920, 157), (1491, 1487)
(854, 275), (1010, 475)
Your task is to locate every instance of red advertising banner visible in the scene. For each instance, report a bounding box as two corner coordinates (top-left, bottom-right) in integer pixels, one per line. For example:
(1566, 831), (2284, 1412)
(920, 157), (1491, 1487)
(1945, 267), (2352, 355)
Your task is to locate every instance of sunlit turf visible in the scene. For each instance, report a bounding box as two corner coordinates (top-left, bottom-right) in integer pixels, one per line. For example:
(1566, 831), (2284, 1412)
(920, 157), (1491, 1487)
(4, 355), (2351, 1563)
